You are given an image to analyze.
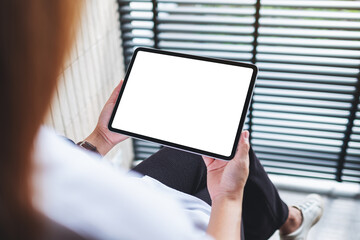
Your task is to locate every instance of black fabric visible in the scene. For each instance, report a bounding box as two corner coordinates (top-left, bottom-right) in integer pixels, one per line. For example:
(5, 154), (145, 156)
(242, 146), (289, 240)
(133, 147), (210, 202)
(132, 146), (289, 240)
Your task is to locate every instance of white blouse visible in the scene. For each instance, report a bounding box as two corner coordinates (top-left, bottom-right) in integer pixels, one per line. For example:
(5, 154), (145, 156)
(33, 127), (212, 240)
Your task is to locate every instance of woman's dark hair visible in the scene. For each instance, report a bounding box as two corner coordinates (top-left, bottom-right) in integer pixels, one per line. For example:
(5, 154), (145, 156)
(0, 1), (82, 238)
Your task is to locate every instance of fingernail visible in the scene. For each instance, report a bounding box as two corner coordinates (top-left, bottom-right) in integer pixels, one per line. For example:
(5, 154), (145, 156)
(244, 131), (249, 142)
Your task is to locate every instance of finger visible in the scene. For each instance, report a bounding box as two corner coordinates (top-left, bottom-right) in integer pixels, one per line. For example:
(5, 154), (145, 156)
(108, 80), (124, 104)
(202, 155), (215, 167)
(234, 131), (250, 159)
(119, 79), (124, 88)
(114, 80), (124, 95)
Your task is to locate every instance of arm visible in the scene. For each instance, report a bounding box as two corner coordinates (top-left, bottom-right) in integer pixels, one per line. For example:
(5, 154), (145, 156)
(80, 80), (128, 156)
(208, 195), (243, 239)
(203, 131), (250, 240)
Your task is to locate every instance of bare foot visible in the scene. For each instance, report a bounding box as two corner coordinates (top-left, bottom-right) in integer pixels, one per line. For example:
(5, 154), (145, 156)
(279, 206), (303, 235)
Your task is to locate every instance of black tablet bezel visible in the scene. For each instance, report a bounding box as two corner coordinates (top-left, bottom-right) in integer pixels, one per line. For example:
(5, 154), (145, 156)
(108, 47), (257, 160)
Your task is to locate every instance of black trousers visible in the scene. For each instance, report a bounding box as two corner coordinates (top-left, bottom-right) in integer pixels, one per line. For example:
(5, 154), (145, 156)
(132, 146), (289, 240)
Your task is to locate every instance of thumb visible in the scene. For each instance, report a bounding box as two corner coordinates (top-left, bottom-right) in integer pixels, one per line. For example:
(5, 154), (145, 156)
(235, 131), (250, 159)
(108, 80), (124, 104)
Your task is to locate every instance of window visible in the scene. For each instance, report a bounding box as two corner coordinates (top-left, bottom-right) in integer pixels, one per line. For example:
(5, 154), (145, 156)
(117, 0), (360, 182)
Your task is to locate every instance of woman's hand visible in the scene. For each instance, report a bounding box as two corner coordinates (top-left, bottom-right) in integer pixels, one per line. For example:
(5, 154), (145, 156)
(204, 131), (249, 240)
(202, 131), (250, 202)
(84, 80), (128, 156)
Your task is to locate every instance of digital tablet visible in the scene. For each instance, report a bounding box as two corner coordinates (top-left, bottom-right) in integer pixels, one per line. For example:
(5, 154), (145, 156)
(109, 47), (257, 160)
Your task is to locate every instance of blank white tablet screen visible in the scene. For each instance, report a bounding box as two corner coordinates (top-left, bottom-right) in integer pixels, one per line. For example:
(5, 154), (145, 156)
(111, 50), (254, 158)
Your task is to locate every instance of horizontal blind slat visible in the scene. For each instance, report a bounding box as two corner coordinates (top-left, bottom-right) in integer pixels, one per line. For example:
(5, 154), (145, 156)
(261, 0), (360, 9)
(260, 9), (360, 20)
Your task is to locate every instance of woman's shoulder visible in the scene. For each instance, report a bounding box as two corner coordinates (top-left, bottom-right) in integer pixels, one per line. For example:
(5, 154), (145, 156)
(33, 127), (210, 240)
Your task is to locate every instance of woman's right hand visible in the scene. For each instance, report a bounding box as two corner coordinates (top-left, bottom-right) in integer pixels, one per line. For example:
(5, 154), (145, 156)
(202, 131), (250, 202)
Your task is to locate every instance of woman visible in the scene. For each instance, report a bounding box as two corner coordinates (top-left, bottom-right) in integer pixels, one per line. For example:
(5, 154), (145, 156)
(0, 1), (323, 239)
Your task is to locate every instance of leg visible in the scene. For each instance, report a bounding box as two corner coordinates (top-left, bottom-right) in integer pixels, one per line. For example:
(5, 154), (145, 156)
(242, 146), (289, 240)
(132, 147), (209, 202)
(133, 146), (289, 240)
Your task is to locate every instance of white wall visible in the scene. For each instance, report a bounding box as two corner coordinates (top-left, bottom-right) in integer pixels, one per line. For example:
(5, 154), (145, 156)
(44, 0), (133, 168)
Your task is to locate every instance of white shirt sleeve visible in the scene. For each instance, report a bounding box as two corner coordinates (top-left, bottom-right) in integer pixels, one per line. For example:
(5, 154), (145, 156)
(33, 127), (213, 240)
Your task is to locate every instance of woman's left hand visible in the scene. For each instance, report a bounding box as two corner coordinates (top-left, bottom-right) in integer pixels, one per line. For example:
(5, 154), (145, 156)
(85, 80), (128, 156)
(202, 131), (250, 202)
